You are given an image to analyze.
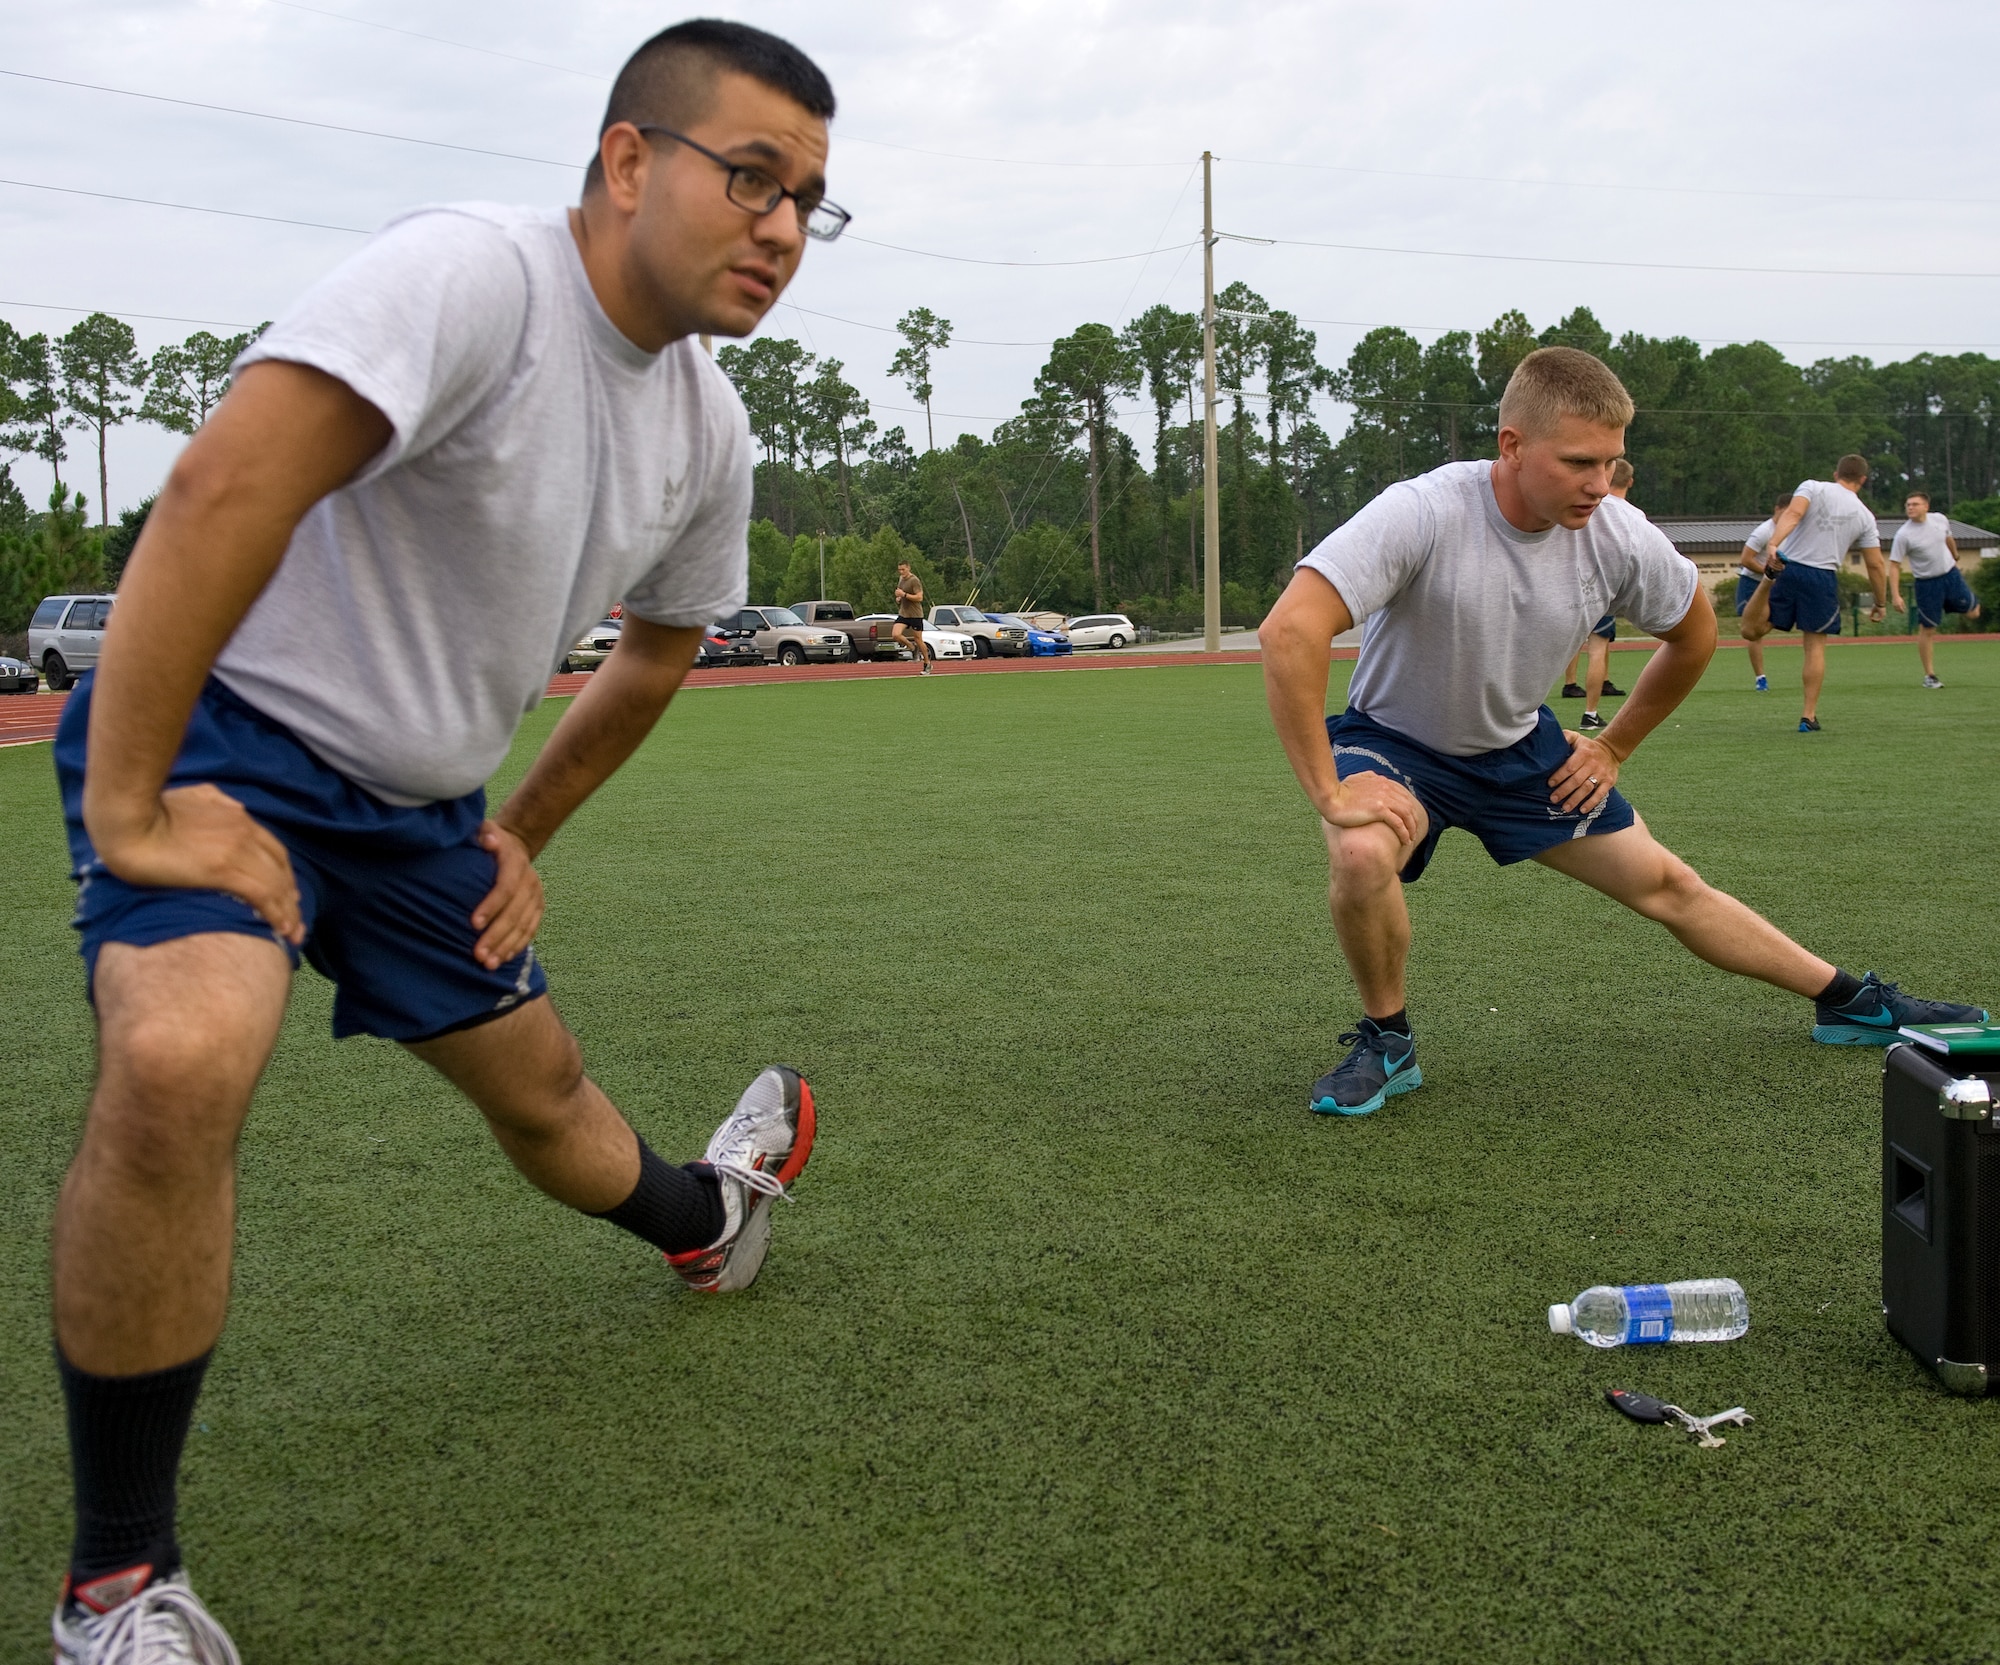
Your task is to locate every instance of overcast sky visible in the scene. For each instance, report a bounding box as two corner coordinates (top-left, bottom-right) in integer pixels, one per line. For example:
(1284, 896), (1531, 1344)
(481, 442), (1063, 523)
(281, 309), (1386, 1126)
(6, 0), (1997, 519)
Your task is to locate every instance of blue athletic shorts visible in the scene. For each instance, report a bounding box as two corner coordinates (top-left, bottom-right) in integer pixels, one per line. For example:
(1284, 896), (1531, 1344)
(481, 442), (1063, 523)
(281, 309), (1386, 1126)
(1591, 613), (1617, 641)
(1326, 706), (1636, 884)
(1734, 574), (1761, 617)
(1914, 568), (1976, 628)
(1766, 563), (1841, 635)
(55, 674), (547, 1041)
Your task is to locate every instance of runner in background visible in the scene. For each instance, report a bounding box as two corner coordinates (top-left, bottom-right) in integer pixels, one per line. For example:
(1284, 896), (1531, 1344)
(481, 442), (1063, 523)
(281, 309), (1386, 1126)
(892, 560), (928, 675)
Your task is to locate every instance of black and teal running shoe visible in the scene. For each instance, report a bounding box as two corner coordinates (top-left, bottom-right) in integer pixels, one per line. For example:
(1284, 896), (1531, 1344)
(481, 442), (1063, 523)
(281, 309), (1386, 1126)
(1309, 1019), (1422, 1115)
(1812, 971), (1989, 1047)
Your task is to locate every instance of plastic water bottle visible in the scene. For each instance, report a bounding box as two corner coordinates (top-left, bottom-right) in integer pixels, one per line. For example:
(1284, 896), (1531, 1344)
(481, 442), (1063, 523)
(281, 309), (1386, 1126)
(1546, 1279), (1749, 1347)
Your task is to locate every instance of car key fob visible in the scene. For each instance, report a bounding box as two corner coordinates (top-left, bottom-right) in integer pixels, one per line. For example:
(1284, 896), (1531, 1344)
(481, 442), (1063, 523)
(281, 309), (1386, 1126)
(1606, 1389), (1672, 1424)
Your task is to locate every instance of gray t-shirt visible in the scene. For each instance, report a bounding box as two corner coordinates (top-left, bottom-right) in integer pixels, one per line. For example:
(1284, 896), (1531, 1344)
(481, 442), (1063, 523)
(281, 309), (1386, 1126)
(1779, 478), (1880, 571)
(218, 203), (753, 804)
(1890, 514), (1956, 579)
(1299, 461), (1698, 756)
(1740, 516), (1787, 579)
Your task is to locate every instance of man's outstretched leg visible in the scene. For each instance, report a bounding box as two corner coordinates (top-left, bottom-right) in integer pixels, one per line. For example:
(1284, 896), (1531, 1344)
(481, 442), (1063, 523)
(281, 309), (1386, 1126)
(52, 933), (291, 1663)
(1311, 815), (1425, 1116)
(1533, 820), (1987, 1042)
(407, 996), (814, 1293)
(1800, 631), (1828, 729)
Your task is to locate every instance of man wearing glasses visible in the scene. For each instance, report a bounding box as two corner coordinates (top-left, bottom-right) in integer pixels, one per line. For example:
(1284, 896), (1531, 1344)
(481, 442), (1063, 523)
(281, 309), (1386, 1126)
(46, 20), (845, 1662)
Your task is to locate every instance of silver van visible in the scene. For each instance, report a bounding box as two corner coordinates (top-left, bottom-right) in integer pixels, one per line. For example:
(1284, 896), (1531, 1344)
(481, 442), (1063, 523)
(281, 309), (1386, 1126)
(28, 594), (116, 690)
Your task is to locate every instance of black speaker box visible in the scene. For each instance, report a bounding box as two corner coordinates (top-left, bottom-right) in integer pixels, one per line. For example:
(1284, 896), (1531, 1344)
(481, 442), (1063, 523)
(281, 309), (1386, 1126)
(1882, 1042), (2000, 1394)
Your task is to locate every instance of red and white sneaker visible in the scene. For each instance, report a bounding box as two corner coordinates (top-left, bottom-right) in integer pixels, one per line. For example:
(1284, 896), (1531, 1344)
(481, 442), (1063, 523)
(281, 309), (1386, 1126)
(667, 1065), (815, 1294)
(53, 1566), (240, 1664)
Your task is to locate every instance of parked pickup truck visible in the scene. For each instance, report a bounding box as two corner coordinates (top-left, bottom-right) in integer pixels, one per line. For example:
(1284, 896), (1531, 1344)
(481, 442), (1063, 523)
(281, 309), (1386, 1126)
(928, 604), (1028, 657)
(720, 605), (852, 666)
(791, 599), (912, 663)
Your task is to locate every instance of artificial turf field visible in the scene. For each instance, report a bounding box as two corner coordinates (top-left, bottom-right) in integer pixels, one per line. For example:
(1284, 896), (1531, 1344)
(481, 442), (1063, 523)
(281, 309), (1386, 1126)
(3, 641), (1998, 1664)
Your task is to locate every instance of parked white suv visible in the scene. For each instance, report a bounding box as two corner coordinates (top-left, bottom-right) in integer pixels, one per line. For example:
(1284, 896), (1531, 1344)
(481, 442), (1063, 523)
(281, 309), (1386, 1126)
(29, 593), (116, 690)
(1065, 613), (1136, 650)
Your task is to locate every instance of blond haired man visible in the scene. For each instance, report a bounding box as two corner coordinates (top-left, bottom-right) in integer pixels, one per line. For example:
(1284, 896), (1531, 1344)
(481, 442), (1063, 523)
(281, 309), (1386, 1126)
(1739, 454), (1887, 731)
(1260, 348), (1984, 1114)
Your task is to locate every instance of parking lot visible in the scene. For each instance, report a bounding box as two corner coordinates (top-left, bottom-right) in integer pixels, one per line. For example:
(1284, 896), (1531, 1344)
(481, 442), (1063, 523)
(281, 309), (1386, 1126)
(0, 650), (1272, 750)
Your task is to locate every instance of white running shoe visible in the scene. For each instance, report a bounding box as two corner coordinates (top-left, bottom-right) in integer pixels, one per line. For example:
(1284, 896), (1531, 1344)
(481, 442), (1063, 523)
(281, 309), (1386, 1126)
(53, 1568), (240, 1665)
(667, 1065), (815, 1294)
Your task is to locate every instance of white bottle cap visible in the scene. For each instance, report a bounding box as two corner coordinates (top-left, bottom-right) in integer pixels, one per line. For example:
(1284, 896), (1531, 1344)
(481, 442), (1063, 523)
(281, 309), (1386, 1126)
(1548, 1304), (1572, 1334)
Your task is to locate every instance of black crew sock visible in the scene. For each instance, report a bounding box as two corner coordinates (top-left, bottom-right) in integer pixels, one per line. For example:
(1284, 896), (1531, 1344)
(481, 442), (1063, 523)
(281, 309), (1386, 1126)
(59, 1345), (211, 1587)
(1816, 969), (1865, 1008)
(1370, 1009), (1412, 1037)
(590, 1137), (724, 1255)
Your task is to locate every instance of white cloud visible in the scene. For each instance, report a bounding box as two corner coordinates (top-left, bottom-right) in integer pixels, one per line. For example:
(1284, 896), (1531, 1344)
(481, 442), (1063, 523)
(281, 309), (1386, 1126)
(6, 0), (1994, 514)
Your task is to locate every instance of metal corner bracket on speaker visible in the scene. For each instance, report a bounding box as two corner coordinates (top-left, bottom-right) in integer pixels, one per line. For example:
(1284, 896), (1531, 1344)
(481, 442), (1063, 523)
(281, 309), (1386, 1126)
(1936, 1359), (1990, 1395)
(1939, 1077), (1994, 1121)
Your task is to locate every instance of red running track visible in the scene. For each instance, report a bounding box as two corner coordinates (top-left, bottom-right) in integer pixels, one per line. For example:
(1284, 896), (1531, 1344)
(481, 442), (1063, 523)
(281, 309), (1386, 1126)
(7, 634), (1994, 748)
(0, 650), (1269, 748)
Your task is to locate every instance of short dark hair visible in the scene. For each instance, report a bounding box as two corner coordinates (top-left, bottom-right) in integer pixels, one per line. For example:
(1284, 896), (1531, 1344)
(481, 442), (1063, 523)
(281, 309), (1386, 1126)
(584, 20), (835, 193)
(1834, 453), (1870, 483)
(1906, 488), (1931, 504)
(1773, 493), (1794, 513)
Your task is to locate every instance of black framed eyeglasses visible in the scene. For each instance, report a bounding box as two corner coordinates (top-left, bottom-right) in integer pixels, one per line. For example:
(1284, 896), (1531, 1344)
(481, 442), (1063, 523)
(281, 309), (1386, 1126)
(634, 125), (850, 242)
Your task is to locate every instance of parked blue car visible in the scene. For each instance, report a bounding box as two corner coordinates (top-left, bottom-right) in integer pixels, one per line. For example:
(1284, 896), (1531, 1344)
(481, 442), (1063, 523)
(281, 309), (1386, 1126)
(984, 613), (1072, 656)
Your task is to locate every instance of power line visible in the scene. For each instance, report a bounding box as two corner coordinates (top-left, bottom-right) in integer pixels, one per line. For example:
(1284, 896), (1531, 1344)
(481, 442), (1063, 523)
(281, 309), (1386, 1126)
(1243, 232), (2000, 281)
(779, 302), (1047, 347)
(0, 68), (581, 170)
(225, 0), (2000, 219)
(840, 134), (1182, 171)
(261, 0), (609, 81)
(255, 0), (1178, 174)
(0, 298), (260, 328)
(845, 234), (1198, 269)
(1213, 153), (2000, 213)
(0, 175), (368, 234)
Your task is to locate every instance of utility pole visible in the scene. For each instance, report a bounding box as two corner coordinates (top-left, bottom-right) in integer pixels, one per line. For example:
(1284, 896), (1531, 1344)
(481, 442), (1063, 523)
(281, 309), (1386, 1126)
(817, 531), (826, 597)
(1201, 152), (1221, 654)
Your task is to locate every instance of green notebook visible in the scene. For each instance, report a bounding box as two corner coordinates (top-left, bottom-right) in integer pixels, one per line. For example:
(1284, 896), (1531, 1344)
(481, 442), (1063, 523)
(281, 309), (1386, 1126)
(1899, 1022), (2000, 1057)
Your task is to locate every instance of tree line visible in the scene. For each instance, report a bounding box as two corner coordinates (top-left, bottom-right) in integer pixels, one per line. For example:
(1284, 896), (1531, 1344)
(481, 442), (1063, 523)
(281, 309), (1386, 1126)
(9, 297), (1998, 644)
(720, 299), (2000, 629)
(0, 314), (263, 638)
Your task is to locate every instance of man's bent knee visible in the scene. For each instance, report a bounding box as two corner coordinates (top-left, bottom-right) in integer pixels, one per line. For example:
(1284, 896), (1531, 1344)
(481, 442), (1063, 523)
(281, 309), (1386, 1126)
(1327, 822), (1407, 894)
(86, 936), (289, 1173)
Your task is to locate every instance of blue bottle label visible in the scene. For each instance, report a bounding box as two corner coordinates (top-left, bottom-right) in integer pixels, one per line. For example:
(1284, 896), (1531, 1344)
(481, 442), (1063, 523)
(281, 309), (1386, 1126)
(1622, 1284), (1675, 1344)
